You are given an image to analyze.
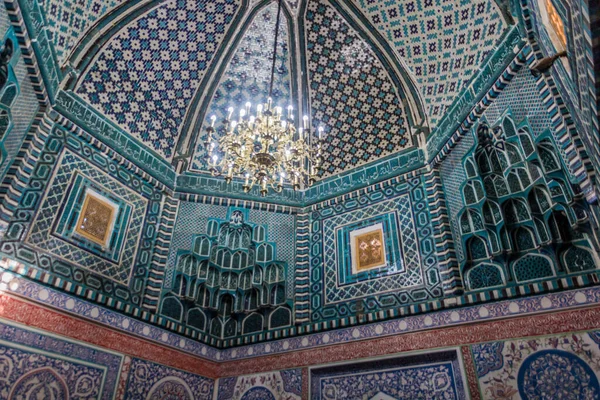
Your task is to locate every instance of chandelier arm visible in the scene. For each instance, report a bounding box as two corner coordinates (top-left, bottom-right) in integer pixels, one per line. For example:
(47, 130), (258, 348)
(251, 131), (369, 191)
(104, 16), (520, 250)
(268, 0), (283, 100)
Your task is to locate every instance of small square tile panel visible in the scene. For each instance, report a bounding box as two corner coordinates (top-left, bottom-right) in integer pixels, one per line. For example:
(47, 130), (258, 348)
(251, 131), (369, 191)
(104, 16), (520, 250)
(350, 223), (387, 273)
(75, 189), (119, 248)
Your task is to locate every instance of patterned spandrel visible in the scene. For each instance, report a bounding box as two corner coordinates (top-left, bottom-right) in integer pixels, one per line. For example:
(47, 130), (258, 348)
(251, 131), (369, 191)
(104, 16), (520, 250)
(355, 0), (507, 129)
(41, 0), (124, 64)
(192, 2), (292, 171)
(76, 0), (241, 161)
(305, 1), (412, 179)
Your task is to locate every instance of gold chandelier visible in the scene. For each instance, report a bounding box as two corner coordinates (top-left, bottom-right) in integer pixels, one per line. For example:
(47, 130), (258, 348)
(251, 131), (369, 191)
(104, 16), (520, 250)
(204, 0), (323, 196)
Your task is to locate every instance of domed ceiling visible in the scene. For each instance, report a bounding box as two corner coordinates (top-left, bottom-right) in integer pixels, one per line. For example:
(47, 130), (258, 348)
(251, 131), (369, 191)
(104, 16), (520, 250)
(56, 0), (509, 189)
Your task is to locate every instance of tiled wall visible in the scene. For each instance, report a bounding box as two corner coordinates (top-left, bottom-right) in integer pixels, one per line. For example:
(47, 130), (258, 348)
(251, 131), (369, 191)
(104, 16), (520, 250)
(0, 318), (214, 400)
(161, 201), (298, 341)
(307, 173), (443, 324)
(2, 264), (600, 399)
(468, 329), (600, 399)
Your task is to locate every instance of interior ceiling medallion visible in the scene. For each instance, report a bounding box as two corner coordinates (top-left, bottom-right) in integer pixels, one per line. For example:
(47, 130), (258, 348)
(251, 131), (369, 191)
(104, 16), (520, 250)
(204, 0), (323, 196)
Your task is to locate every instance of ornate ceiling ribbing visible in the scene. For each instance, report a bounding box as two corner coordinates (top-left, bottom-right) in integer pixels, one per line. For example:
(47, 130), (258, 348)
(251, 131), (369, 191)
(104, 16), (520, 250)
(60, 0), (510, 188)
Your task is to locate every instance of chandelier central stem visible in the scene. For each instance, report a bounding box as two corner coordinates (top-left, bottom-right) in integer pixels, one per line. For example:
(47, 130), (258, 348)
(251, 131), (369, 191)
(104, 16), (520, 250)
(268, 0), (283, 100)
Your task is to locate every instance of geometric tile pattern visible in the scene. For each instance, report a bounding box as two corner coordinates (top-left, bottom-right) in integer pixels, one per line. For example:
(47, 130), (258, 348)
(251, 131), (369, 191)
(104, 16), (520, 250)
(6, 265), (600, 361)
(305, 1), (412, 178)
(26, 149), (147, 285)
(76, 0), (241, 161)
(440, 66), (571, 264)
(193, 2), (292, 171)
(310, 176), (442, 322)
(356, 0), (507, 129)
(310, 350), (466, 399)
(41, 0), (124, 64)
(0, 22), (39, 187)
(0, 319), (123, 400)
(165, 201), (228, 288)
(124, 358), (214, 400)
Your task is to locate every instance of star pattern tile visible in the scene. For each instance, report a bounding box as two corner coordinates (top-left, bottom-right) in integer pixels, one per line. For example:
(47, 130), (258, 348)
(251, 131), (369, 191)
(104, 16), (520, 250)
(76, 0), (241, 161)
(192, 2), (292, 172)
(354, 0), (507, 129)
(305, 1), (412, 178)
(41, 0), (124, 64)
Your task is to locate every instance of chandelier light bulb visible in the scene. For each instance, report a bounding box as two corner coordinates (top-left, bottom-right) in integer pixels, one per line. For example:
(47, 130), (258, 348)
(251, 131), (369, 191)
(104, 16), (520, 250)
(210, 115), (216, 127)
(240, 109), (246, 118)
(303, 115), (309, 129)
(318, 126), (324, 139)
(227, 107), (234, 120)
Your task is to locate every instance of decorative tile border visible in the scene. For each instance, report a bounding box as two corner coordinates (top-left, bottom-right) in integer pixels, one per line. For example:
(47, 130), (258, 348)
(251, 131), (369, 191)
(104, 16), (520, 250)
(0, 317), (123, 400)
(0, 263), (220, 362)
(2, 261), (600, 365)
(0, 289), (220, 378)
(220, 306), (600, 378)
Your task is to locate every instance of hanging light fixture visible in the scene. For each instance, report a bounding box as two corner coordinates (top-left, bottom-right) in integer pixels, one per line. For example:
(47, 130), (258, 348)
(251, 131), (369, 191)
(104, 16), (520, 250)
(204, 0), (323, 196)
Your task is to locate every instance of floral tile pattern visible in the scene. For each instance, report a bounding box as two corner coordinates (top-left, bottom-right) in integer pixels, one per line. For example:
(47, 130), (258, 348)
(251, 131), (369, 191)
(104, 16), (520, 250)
(216, 369), (302, 400)
(310, 350), (466, 399)
(124, 357), (214, 400)
(471, 331), (600, 399)
(0, 319), (122, 400)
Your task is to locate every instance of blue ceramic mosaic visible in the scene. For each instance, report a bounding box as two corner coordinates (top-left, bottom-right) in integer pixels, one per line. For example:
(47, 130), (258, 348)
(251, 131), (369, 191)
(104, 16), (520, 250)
(76, 0), (241, 161)
(310, 176), (443, 321)
(0, 319), (122, 399)
(334, 212), (404, 286)
(357, 0), (507, 129)
(304, 0), (412, 178)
